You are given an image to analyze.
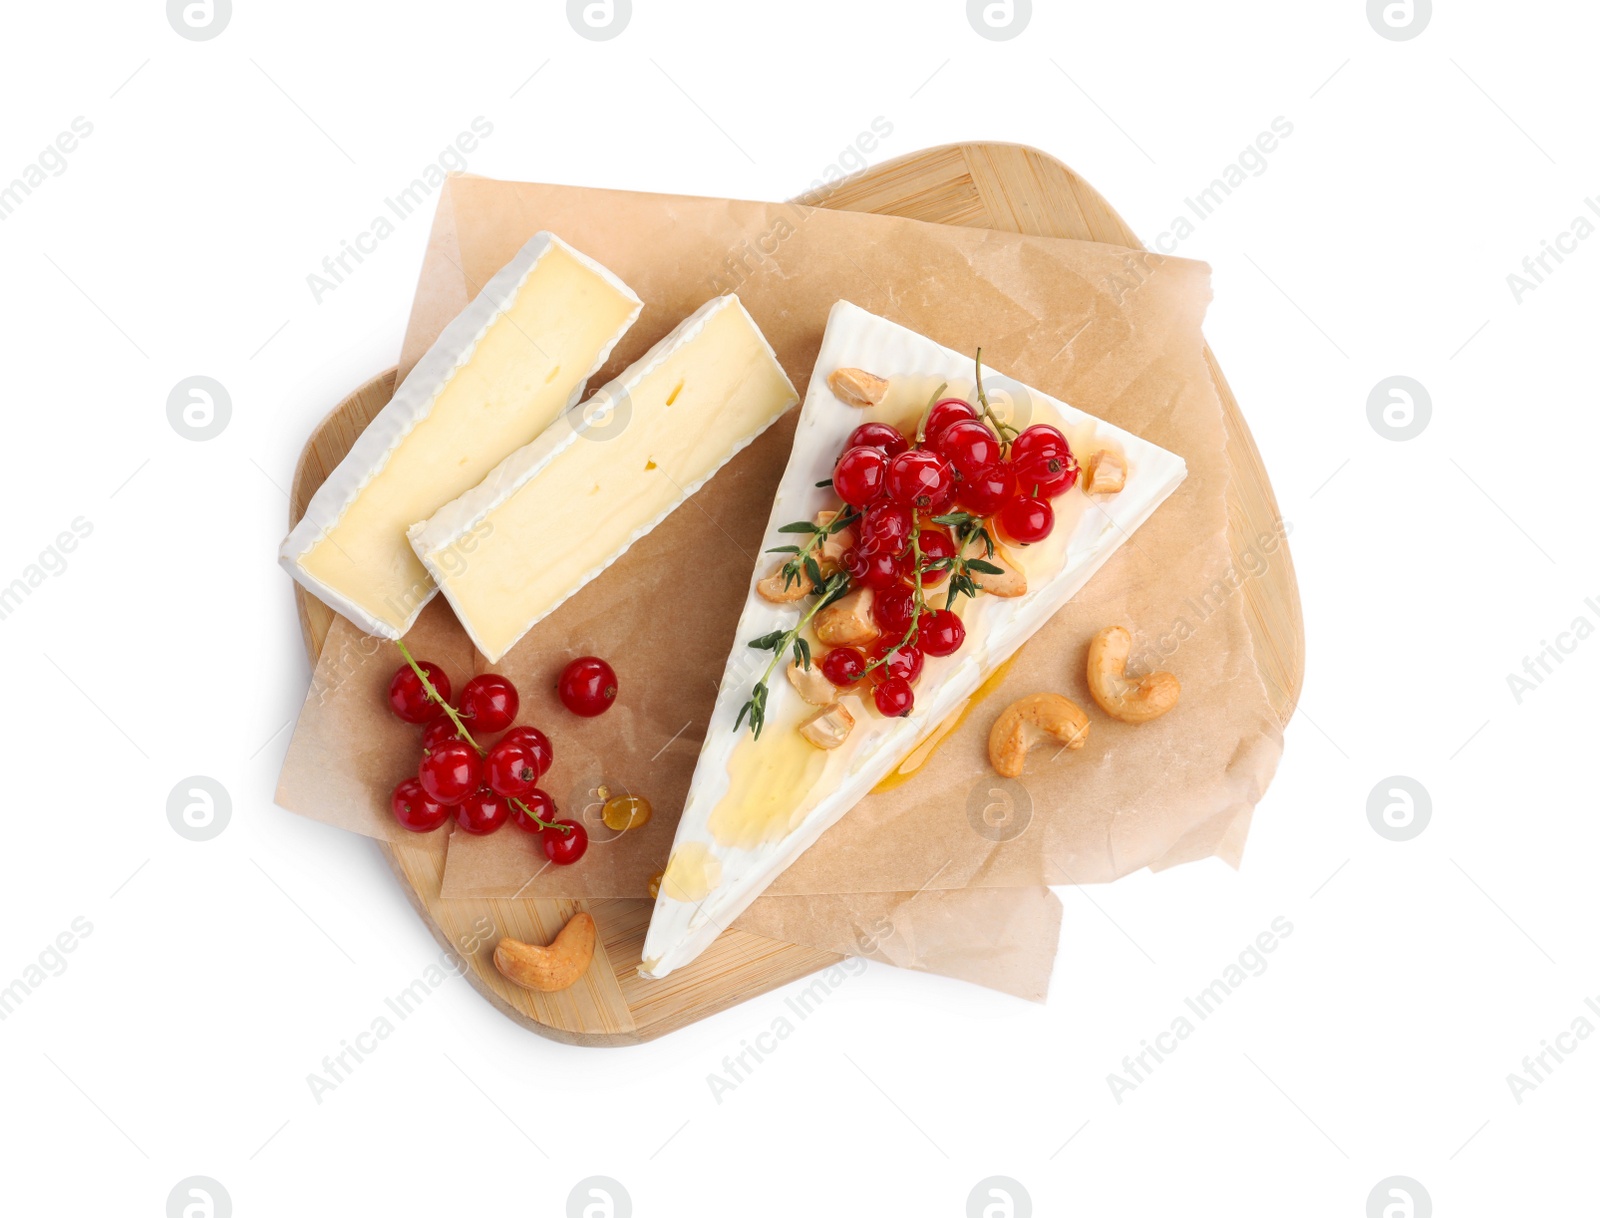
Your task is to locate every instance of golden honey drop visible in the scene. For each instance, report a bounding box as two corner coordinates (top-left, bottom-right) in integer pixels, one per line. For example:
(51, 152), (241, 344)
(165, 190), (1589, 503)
(602, 795), (653, 832)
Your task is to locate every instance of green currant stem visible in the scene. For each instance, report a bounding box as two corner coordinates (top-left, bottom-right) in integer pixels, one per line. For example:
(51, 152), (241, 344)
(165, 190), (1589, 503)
(394, 639), (567, 835)
(973, 348), (1019, 450)
(912, 381), (950, 445)
(863, 520), (927, 677)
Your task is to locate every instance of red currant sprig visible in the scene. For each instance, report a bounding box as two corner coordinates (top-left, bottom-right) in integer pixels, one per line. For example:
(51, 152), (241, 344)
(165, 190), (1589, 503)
(393, 639), (568, 838)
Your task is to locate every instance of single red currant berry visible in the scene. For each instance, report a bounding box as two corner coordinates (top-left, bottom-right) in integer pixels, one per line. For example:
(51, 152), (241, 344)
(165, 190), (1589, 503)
(832, 445), (889, 506)
(1014, 446), (1079, 497)
(841, 545), (872, 582)
(500, 726), (553, 780)
(821, 646), (867, 687)
(873, 585), (918, 636)
(846, 421), (910, 458)
(484, 737), (541, 799)
(418, 740), (480, 806)
(923, 398), (978, 445)
(998, 495), (1055, 545)
(510, 788), (558, 833)
(886, 450), (955, 511)
(558, 656), (618, 716)
(458, 674), (518, 734)
(935, 419), (1002, 479)
(391, 778), (448, 832)
(920, 609), (966, 657)
(456, 787), (510, 835)
(388, 661), (450, 724)
(855, 548), (903, 591)
(420, 719), (458, 754)
(956, 462), (1017, 516)
(867, 638), (923, 685)
(543, 819), (590, 865)
(873, 676), (915, 717)
(1011, 424), (1069, 464)
(907, 528), (955, 588)
(858, 500), (913, 555)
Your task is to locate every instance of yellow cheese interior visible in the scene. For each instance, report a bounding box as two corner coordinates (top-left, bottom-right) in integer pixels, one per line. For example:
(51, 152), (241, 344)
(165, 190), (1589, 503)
(429, 303), (793, 660)
(298, 244), (637, 634)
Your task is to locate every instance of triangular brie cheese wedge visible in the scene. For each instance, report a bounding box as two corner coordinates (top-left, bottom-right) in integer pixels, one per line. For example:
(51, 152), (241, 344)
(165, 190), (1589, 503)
(639, 301), (1187, 979)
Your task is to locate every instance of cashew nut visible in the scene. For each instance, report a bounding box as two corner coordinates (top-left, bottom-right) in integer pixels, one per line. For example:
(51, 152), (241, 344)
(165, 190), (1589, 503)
(786, 658), (837, 706)
(970, 541), (1027, 598)
(987, 693), (1090, 778)
(799, 700), (855, 749)
(492, 913), (596, 993)
(1086, 626), (1180, 724)
(756, 562), (809, 604)
(1085, 450), (1127, 495)
(815, 510), (857, 563)
(827, 366), (889, 408)
(815, 587), (879, 646)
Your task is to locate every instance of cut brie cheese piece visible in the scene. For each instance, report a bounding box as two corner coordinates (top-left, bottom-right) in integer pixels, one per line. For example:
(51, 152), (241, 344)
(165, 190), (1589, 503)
(409, 295), (798, 663)
(639, 300), (1188, 979)
(279, 232), (642, 638)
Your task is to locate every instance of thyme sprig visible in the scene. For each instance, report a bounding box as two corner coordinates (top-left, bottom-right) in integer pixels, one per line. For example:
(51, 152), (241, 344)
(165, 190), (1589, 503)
(765, 507), (860, 593)
(930, 511), (1005, 609)
(736, 572), (851, 739)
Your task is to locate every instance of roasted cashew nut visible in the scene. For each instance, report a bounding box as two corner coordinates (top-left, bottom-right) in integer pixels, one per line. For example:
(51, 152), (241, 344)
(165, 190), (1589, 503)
(987, 693), (1090, 778)
(493, 913), (596, 993)
(1086, 626), (1180, 724)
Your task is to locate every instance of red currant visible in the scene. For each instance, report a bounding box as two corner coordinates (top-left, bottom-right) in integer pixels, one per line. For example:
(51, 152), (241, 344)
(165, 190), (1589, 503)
(558, 656), (618, 716)
(868, 638), (923, 684)
(420, 719), (458, 754)
(956, 462), (1017, 516)
(998, 495), (1055, 544)
(873, 585), (918, 636)
(457, 674), (518, 734)
(1011, 424), (1068, 464)
(832, 445), (889, 506)
(846, 422), (909, 458)
(919, 609), (966, 657)
(391, 778), (448, 832)
(485, 736), (541, 799)
(499, 726), (552, 780)
(873, 677), (915, 717)
(821, 646), (867, 687)
(388, 661), (450, 724)
(847, 547), (903, 591)
(510, 788), (558, 833)
(886, 450), (955, 511)
(1014, 446), (1078, 497)
(418, 740), (480, 806)
(935, 419), (1002, 479)
(907, 528), (954, 588)
(858, 500), (913, 556)
(456, 787), (510, 835)
(543, 819), (590, 865)
(923, 398), (977, 444)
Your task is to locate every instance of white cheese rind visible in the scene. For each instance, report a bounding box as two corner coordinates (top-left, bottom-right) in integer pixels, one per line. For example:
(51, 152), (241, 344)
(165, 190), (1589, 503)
(279, 232), (642, 638)
(409, 295), (798, 662)
(639, 300), (1189, 978)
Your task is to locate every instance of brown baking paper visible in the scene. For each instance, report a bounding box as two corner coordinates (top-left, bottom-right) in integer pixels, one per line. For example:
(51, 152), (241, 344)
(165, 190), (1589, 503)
(276, 176), (1282, 916)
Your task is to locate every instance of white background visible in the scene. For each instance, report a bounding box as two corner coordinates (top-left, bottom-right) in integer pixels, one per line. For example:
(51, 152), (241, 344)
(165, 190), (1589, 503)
(1, 1), (1594, 1214)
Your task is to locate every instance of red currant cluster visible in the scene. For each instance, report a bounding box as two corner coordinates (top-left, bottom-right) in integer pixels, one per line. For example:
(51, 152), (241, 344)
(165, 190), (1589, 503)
(385, 649), (620, 866)
(823, 398), (1079, 720)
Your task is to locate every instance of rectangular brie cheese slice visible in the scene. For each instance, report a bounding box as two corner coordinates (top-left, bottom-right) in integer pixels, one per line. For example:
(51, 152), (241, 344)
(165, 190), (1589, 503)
(408, 295), (798, 663)
(639, 300), (1188, 979)
(279, 232), (642, 638)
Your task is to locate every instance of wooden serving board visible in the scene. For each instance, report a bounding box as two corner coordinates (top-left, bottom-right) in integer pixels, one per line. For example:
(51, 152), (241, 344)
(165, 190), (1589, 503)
(288, 143), (1305, 1045)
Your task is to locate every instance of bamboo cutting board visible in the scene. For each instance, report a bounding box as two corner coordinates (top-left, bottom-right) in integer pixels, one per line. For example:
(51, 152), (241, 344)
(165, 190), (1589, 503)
(288, 143), (1305, 1045)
